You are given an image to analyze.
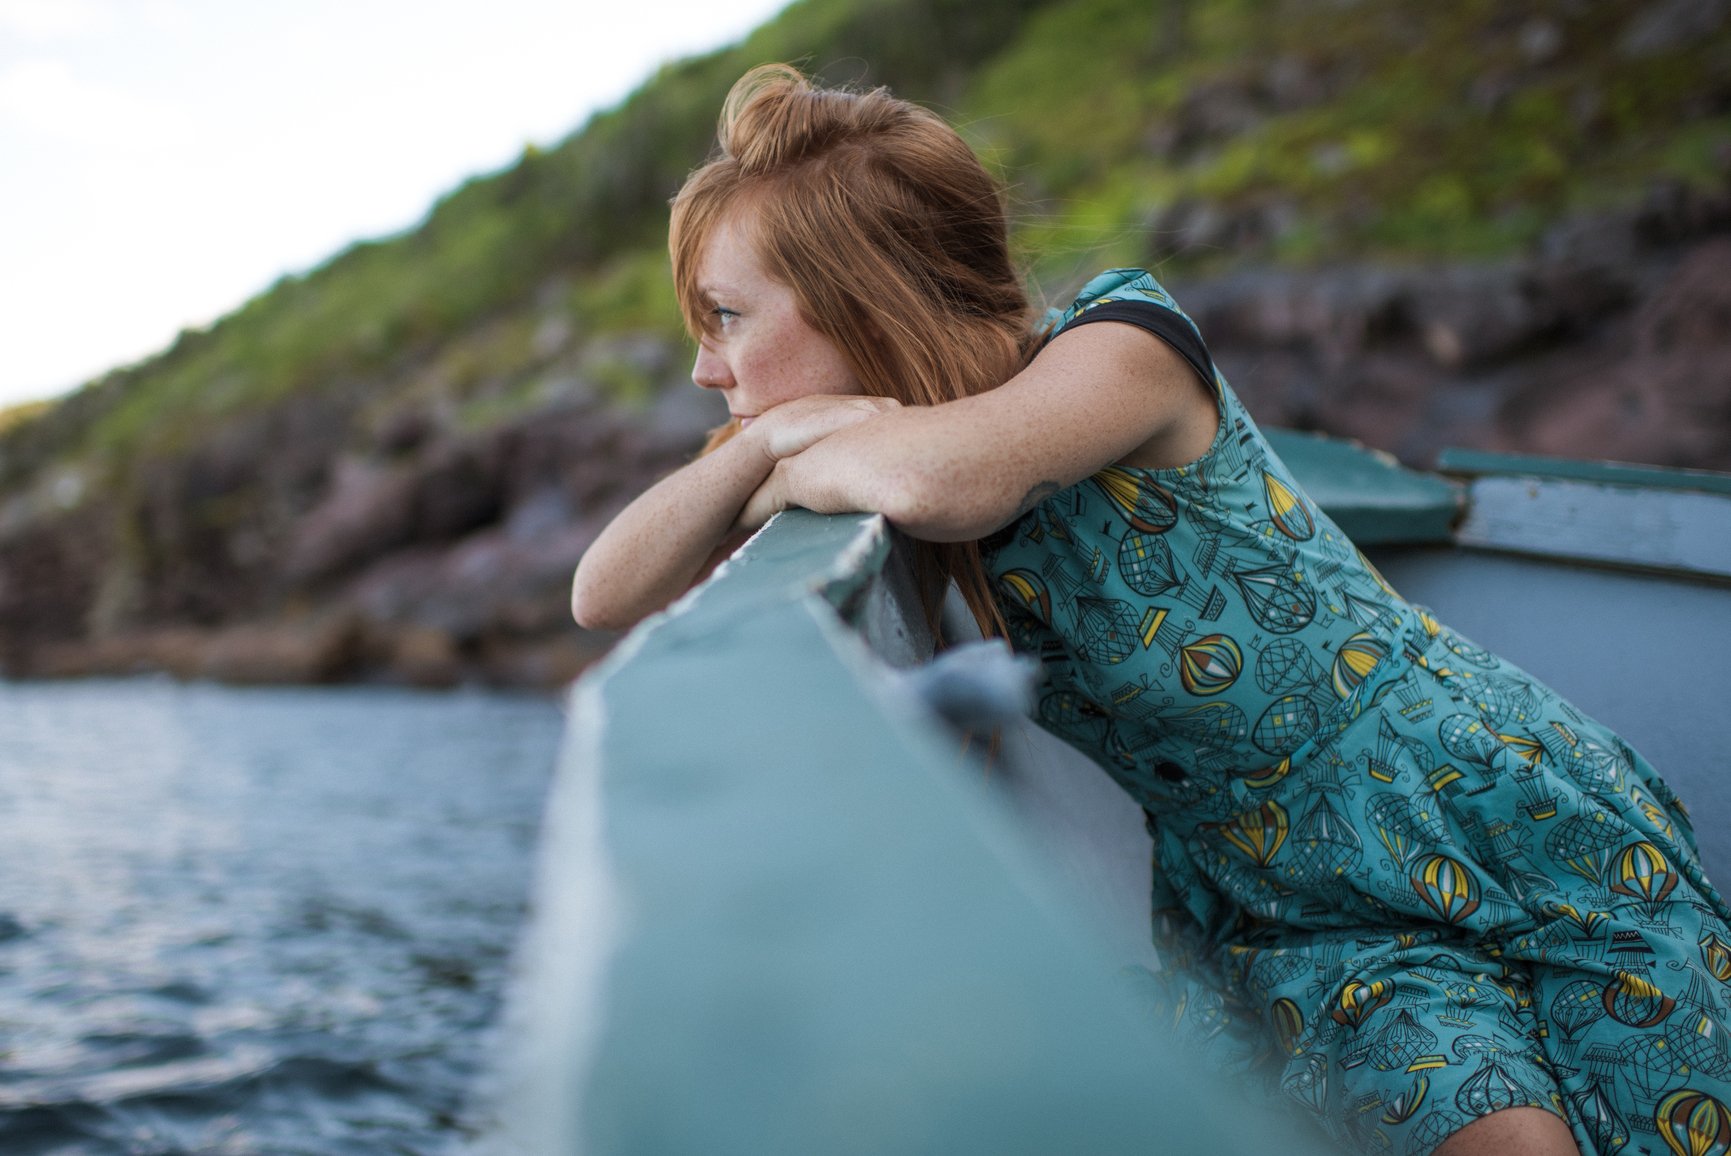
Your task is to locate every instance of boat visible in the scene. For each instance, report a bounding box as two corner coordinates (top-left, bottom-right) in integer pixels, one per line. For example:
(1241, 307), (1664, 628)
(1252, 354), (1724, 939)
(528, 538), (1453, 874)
(484, 431), (1731, 1154)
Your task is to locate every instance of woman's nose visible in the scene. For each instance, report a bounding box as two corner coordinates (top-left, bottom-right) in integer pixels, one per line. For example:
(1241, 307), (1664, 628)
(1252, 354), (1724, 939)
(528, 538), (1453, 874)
(691, 342), (731, 390)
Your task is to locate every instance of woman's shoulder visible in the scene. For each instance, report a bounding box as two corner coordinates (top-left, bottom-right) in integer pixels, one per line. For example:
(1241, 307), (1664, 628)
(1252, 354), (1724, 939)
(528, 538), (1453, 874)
(1043, 268), (1219, 403)
(1047, 268), (1187, 329)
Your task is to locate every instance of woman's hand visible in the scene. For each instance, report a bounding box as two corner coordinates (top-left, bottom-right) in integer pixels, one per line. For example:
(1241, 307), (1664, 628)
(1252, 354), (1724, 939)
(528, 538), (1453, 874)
(736, 395), (900, 529)
(749, 394), (901, 461)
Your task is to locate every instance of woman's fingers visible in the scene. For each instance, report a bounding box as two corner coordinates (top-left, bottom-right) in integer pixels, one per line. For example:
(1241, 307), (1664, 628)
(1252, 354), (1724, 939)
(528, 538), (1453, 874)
(756, 395), (900, 459)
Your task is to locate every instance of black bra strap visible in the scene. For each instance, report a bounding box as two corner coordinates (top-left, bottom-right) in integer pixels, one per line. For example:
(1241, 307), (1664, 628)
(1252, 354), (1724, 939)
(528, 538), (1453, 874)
(1058, 300), (1217, 393)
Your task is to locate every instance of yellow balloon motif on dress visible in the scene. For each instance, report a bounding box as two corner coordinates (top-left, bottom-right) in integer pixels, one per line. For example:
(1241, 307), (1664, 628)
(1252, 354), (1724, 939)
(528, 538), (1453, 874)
(1271, 996), (1305, 1056)
(1263, 471), (1315, 541)
(1180, 634), (1242, 696)
(1331, 977), (1394, 1030)
(1219, 800), (1288, 867)
(1410, 853), (1481, 925)
(1332, 631), (1390, 699)
(1701, 931), (1731, 983)
(1091, 466), (1177, 534)
(997, 569), (1050, 622)
(1656, 1088), (1731, 1156)
(978, 268), (1731, 1155)
(1603, 969), (1678, 1028)
(1612, 840), (1680, 916)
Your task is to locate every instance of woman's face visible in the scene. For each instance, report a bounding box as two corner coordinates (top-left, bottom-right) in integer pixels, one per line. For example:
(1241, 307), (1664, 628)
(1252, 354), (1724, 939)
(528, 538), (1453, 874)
(690, 212), (862, 425)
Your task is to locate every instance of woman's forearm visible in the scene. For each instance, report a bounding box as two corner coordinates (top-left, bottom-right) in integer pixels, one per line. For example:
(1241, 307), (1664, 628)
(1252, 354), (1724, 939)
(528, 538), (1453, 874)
(748, 324), (1212, 542)
(762, 412), (1021, 542)
(570, 430), (775, 631)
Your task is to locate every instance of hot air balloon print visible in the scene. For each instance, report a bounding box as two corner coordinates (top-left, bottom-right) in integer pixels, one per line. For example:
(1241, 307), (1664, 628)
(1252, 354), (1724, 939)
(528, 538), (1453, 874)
(1640, 794), (1678, 841)
(1179, 633), (1242, 696)
(1229, 563), (1316, 634)
(1037, 500), (1075, 544)
(1380, 1072), (1430, 1126)
(1253, 694), (1319, 757)
(1240, 757), (1292, 790)
(1157, 701), (1250, 749)
(1038, 689), (1111, 745)
(1701, 931), (1731, 984)
(1513, 764), (1562, 822)
(1411, 853), (1483, 926)
(1611, 840), (1680, 922)
(1366, 793), (1423, 869)
(1543, 720), (1628, 796)
(1544, 807), (1625, 897)
(1248, 950), (1311, 996)
(1409, 1110), (1467, 1156)
(1333, 631), (1391, 699)
(1337, 588), (1399, 633)
(1656, 1089), (1731, 1156)
(1667, 1007), (1731, 1083)
(1263, 470), (1316, 540)
(996, 568), (1051, 623)
(1498, 730), (1547, 766)
(1117, 532), (1177, 597)
(1282, 1053), (1328, 1114)
(1368, 1008), (1438, 1071)
(1218, 800), (1289, 868)
(1270, 996), (1306, 1057)
(1569, 1080), (1632, 1155)
(1090, 466), (1178, 534)
(1438, 713), (1508, 782)
(1287, 793), (1364, 886)
(1604, 970), (1678, 1028)
(1548, 902), (1610, 941)
(1622, 1032), (1693, 1111)
(1367, 717), (1435, 785)
(1253, 637), (1331, 703)
(1116, 533), (1227, 616)
(1071, 596), (1137, 665)
(1456, 1052), (1541, 1118)
(1552, 978), (1609, 1049)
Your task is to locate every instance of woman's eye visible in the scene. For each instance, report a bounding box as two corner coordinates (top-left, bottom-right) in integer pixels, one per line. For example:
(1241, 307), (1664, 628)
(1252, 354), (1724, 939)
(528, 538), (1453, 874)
(710, 306), (739, 328)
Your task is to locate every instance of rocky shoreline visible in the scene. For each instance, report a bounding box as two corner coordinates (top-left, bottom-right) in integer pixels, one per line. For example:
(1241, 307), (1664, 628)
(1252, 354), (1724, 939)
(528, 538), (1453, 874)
(3, 187), (1727, 689)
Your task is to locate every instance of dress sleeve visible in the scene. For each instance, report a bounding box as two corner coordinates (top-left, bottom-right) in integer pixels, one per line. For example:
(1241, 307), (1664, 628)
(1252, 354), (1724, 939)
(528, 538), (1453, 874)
(1047, 268), (1220, 397)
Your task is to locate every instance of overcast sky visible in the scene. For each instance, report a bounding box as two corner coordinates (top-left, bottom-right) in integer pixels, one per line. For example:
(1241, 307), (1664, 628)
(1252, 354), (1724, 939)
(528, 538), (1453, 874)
(0, 0), (791, 408)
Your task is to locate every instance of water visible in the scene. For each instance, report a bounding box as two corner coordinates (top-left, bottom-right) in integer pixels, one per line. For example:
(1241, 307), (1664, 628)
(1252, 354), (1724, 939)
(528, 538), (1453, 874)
(0, 679), (564, 1155)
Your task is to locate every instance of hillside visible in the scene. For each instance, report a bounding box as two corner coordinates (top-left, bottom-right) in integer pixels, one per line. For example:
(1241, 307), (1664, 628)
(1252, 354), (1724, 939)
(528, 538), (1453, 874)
(1, 0), (1728, 687)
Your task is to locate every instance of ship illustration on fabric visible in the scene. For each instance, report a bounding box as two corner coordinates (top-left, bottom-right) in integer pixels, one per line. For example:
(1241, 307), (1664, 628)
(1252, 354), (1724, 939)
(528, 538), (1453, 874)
(985, 269), (1731, 1155)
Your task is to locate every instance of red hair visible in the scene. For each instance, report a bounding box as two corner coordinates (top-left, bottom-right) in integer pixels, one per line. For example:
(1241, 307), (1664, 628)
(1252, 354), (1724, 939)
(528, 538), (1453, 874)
(670, 64), (1040, 639)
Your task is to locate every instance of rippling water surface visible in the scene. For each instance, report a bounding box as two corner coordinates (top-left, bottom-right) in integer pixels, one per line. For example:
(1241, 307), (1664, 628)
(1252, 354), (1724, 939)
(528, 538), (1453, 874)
(0, 679), (563, 1154)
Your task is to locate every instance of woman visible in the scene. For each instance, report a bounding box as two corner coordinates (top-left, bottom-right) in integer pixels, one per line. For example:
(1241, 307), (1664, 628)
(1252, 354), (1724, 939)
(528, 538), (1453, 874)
(571, 64), (1731, 1156)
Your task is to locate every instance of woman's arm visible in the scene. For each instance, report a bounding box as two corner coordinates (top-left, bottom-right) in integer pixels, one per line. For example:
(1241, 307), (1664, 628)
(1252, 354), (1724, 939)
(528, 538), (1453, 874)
(570, 394), (899, 630)
(742, 322), (1218, 542)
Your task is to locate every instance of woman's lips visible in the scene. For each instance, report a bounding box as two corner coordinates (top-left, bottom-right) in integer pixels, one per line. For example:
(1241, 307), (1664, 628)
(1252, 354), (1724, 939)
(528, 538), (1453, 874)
(737, 415), (755, 427)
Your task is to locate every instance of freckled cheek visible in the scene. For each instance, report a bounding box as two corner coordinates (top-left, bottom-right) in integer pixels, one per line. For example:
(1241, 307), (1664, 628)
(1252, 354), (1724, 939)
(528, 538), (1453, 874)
(750, 349), (816, 404)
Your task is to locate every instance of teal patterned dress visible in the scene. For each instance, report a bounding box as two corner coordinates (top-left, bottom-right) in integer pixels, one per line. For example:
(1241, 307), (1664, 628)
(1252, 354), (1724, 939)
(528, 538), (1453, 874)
(983, 269), (1731, 1155)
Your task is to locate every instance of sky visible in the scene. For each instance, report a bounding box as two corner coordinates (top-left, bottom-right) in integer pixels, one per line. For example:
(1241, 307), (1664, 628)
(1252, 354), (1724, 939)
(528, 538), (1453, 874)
(0, 0), (792, 409)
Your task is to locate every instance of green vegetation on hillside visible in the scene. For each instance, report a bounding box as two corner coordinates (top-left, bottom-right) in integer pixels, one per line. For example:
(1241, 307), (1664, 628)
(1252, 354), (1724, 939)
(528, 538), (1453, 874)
(4, 0), (1726, 484)
(969, 0), (1731, 283)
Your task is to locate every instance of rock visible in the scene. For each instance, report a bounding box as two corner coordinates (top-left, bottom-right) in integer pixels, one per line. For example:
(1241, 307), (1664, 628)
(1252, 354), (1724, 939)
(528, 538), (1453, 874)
(197, 617), (361, 684)
(1407, 263), (1542, 370)
(381, 625), (464, 688)
(285, 458), (420, 583)
(411, 439), (504, 542)
(1619, 0), (1730, 56)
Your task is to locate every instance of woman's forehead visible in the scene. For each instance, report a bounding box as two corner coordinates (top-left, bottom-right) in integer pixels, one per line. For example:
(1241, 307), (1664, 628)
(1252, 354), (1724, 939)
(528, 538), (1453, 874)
(696, 211), (773, 293)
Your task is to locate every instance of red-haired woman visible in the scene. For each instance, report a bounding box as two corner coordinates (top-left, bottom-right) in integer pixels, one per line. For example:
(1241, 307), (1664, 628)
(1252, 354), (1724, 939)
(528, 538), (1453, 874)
(571, 64), (1731, 1156)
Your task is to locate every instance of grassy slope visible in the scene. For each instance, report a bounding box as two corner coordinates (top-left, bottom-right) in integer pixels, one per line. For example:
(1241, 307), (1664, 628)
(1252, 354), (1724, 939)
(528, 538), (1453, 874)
(970, 0), (1731, 283)
(2, 0), (1725, 484)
